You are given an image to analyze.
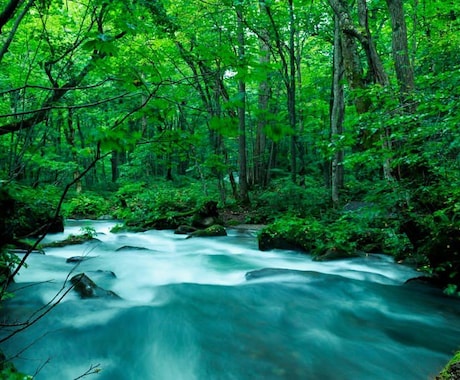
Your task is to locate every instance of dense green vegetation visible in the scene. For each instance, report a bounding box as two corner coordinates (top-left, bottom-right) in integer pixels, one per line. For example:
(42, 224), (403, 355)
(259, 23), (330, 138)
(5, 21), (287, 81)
(0, 0), (459, 376)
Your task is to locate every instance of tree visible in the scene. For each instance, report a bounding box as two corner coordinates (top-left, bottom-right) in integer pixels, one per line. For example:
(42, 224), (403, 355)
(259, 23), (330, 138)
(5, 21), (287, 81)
(330, 14), (345, 205)
(236, 1), (250, 205)
(386, 0), (415, 104)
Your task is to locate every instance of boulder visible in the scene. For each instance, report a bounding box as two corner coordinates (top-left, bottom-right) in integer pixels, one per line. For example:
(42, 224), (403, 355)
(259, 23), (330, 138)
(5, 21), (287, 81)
(66, 256), (95, 263)
(70, 273), (120, 299)
(115, 245), (150, 252)
(191, 201), (222, 228)
(258, 229), (305, 252)
(43, 234), (98, 248)
(186, 224), (227, 238)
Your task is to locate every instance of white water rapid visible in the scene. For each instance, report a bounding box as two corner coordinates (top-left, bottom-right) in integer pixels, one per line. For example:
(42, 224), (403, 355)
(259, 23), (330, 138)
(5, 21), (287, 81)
(2, 220), (460, 380)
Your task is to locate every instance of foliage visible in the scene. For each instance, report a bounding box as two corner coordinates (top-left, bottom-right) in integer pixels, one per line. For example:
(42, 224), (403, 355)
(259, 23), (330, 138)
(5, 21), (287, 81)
(62, 192), (112, 219)
(114, 178), (217, 228)
(0, 251), (22, 302)
(1, 184), (61, 239)
(259, 203), (413, 261)
(42, 227), (97, 248)
(0, 366), (32, 380)
(250, 176), (329, 223)
(0, 350), (32, 379)
(0, 0), (459, 374)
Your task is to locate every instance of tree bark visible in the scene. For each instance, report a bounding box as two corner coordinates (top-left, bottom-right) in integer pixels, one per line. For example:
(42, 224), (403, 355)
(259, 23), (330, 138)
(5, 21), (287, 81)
(236, 4), (250, 206)
(254, 0), (271, 188)
(330, 14), (345, 205)
(386, 0), (415, 102)
(288, 0), (297, 183)
(328, 0), (369, 114)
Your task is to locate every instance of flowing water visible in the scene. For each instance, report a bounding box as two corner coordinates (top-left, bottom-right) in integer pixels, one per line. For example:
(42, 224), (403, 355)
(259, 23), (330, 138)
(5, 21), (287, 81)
(2, 220), (460, 380)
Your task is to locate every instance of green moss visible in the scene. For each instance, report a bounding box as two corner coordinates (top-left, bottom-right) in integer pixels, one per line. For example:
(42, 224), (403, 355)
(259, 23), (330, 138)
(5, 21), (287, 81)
(188, 225), (227, 238)
(258, 212), (408, 260)
(438, 351), (460, 380)
(42, 232), (95, 248)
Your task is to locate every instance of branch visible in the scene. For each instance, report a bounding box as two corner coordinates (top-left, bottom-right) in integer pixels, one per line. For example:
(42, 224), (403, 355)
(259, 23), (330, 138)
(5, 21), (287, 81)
(0, 78), (116, 96)
(0, 92), (135, 118)
(0, 8), (129, 136)
(73, 364), (102, 380)
(0, 0), (21, 33)
(263, 3), (290, 86)
(0, 0), (34, 63)
(0, 58), (95, 136)
(0, 277), (76, 343)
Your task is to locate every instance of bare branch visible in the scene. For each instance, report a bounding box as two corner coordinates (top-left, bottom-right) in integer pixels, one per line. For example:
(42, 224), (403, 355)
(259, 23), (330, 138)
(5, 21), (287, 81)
(73, 363), (102, 379)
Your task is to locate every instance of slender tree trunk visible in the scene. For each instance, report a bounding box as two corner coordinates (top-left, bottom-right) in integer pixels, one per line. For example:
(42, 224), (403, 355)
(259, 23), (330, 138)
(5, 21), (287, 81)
(255, 0), (271, 188)
(331, 14), (345, 205)
(288, 0), (297, 183)
(357, 0), (389, 86)
(111, 151), (119, 183)
(65, 109), (82, 192)
(263, 0), (297, 183)
(236, 4), (250, 206)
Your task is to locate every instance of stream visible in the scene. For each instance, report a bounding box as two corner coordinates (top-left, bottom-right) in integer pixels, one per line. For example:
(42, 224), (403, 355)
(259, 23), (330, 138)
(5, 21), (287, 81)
(2, 220), (460, 380)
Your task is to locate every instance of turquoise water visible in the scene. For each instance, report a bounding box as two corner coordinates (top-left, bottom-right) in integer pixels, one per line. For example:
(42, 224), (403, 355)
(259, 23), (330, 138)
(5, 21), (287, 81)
(2, 220), (460, 379)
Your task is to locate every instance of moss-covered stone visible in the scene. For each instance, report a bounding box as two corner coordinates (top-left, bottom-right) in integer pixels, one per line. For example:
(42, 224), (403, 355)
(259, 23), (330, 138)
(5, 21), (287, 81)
(42, 233), (97, 248)
(187, 224), (227, 238)
(437, 351), (460, 380)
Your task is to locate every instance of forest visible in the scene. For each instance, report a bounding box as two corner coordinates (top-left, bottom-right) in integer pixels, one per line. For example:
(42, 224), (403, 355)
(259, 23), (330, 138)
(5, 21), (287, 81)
(0, 0), (459, 378)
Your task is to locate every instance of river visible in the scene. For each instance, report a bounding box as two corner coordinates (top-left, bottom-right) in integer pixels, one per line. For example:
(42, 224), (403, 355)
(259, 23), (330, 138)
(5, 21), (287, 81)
(2, 220), (460, 379)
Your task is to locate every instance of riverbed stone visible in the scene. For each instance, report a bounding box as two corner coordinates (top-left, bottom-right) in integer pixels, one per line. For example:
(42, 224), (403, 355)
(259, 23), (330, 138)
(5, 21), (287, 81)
(66, 256), (95, 263)
(70, 273), (120, 299)
(186, 224), (227, 238)
(258, 229), (305, 252)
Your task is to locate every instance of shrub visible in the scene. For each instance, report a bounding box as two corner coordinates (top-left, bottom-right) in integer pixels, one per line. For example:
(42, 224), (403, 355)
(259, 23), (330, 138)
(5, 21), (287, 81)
(251, 177), (329, 223)
(62, 192), (112, 218)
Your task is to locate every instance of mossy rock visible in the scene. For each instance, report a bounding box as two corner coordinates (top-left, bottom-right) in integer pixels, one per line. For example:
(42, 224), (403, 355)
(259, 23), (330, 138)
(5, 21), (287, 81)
(187, 225), (227, 238)
(258, 229), (307, 252)
(437, 351), (460, 380)
(42, 233), (97, 248)
(313, 248), (359, 261)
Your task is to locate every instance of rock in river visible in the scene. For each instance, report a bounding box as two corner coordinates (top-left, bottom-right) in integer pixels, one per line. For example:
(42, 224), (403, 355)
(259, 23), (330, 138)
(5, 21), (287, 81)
(70, 273), (120, 299)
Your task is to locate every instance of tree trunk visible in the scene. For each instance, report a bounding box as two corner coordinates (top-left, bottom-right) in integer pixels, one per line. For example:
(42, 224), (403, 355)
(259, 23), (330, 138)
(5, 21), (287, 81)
(254, 0), (271, 188)
(328, 0), (369, 114)
(329, 0), (392, 180)
(386, 0), (415, 103)
(288, 0), (297, 183)
(330, 14), (345, 205)
(65, 109), (82, 192)
(357, 0), (389, 86)
(236, 4), (250, 206)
